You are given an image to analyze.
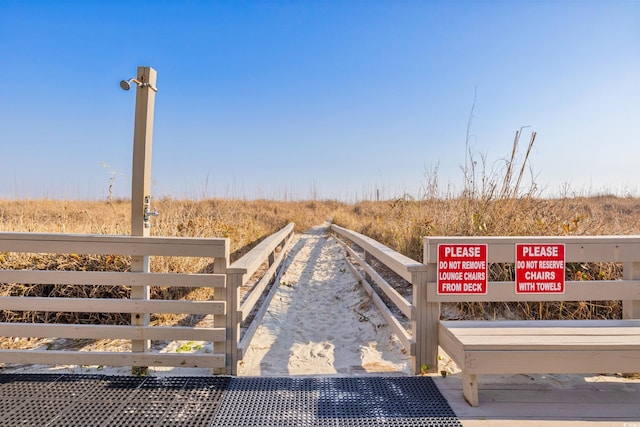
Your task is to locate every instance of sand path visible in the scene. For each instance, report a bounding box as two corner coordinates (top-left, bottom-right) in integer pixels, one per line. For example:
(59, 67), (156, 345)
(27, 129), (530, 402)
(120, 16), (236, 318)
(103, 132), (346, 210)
(1, 224), (413, 377)
(237, 224), (413, 377)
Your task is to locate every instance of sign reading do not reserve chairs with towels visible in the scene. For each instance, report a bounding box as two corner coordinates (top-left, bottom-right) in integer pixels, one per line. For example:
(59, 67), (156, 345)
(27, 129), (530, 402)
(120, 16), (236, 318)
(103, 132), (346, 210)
(515, 243), (565, 294)
(437, 244), (488, 295)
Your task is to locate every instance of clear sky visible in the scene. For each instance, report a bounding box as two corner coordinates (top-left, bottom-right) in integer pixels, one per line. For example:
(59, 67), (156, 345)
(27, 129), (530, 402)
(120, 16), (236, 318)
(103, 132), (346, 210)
(1, 0), (639, 201)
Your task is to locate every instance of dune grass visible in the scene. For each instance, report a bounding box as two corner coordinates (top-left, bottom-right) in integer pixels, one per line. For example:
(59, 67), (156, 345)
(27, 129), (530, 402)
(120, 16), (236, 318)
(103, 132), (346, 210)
(1, 130), (639, 324)
(2, 192), (639, 325)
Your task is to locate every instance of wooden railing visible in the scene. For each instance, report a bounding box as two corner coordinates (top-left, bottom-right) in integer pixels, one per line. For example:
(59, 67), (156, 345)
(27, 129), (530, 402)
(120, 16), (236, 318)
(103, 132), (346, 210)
(421, 235), (640, 374)
(9, 225), (636, 380)
(0, 232), (230, 371)
(0, 224), (296, 376)
(227, 223), (295, 375)
(331, 224), (427, 374)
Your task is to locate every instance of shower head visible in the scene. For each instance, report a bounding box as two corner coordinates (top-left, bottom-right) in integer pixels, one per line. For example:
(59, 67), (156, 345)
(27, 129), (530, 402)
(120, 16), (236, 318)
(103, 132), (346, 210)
(119, 78), (142, 91)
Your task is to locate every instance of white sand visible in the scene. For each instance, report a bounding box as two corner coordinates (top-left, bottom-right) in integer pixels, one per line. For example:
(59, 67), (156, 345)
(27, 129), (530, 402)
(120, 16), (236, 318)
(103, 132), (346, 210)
(238, 224), (413, 377)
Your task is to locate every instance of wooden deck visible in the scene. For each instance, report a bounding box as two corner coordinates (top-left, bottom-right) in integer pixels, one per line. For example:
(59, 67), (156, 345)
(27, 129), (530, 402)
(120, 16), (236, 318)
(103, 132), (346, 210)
(433, 371), (640, 426)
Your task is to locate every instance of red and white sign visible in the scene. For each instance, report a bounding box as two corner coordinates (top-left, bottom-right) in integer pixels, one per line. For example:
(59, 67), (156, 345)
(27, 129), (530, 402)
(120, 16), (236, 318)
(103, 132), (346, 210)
(437, 244), (488, 294)
(515, 244), (565, 294)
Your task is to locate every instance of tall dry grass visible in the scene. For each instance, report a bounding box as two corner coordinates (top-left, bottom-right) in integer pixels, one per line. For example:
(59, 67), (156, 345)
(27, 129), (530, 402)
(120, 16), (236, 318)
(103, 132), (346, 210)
(0, 198), (339, 257)
(2, 128), (639, 323)
(0, 198), (341, 327)
(2, 194), (639, 324)
(332, 128), (640, 320)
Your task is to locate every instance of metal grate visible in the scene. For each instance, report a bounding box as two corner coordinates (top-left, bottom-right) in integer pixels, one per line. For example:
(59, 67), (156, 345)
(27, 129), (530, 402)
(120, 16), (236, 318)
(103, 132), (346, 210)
(0, 374), (231, 427)
(0, 375), (461, 426)
(213, 377), (462, 427)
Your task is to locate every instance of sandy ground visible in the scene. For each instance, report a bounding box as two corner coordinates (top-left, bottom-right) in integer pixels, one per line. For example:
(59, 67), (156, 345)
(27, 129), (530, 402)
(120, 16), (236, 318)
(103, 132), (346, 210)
(237, 224), (414, 376)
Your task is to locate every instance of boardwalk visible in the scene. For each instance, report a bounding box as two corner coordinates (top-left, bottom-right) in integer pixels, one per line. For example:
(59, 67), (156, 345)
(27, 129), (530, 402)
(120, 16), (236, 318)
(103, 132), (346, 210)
(238, 225), (413, 377)
(1, 226), (639, 426)
(237, 226), (640, 426)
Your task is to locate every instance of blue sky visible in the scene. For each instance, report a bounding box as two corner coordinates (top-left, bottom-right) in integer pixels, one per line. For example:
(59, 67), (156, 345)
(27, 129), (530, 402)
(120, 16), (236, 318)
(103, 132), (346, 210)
(1, 0), (638, 201)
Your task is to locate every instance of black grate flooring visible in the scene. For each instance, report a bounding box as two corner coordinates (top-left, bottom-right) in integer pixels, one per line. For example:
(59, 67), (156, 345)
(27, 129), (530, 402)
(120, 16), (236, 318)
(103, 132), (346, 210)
(0, 374), (230, 427)
(215, 376), (461, 427)
(0, 374), (461, 427)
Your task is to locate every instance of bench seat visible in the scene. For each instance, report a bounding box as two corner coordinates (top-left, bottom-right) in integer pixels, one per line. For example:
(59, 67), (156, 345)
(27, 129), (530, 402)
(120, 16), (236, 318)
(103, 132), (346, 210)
(438, 319), (640, 406)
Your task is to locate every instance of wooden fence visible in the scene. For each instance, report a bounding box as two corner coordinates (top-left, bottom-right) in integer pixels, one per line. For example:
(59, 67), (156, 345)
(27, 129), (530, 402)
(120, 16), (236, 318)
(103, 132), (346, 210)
(421, 235), (640, 374)
(3, 226), (638, 379)
(0, 224), (294, 375)
(0, 232), (230, 370)
(227, 223), (295, 375)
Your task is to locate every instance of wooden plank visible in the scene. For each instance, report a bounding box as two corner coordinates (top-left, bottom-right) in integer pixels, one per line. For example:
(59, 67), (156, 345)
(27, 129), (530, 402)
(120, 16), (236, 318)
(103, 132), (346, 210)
(424, 235), (640, 263)
(623, 260), (640, 319)
(443, 326), (640, 338)
(455, 335), (640, 350)
(441, 319), (640, 329)
(0, 296), (225, 315)
(237, 233), (296, 359)
(239, 231), (294, 319)
(345, 257), (415, 355)
(411, 269), (429, 374)
(422, 257), (440, 374)
(229, 223), (294, 279)
(427, 280), (640, 303)
(462, 373), (479, 406)
(0, 270), (226, 288)
(0, 232), (230, 258)
(332, 224), (426, 282)
(0, 349), (225, 368)
(1, 323), (226, 342)
(438, 322), (466, 367)
(464, 349), (640, 374)
(481, 388), (640, 404)
(342, 243), (414, 319)
(440, 386), (640, 422)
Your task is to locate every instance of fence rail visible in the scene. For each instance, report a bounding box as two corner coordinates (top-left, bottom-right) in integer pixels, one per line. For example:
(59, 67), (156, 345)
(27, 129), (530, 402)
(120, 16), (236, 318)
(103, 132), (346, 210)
(421, 235), (640, 374)
(331, 224), (426, 374)
(227, 223), (295, 374)
(0, 232), (230, 371)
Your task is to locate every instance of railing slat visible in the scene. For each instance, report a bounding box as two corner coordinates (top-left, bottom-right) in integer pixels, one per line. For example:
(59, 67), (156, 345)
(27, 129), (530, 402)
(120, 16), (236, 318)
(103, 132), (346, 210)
(0, 350), (225, 369)
(344, 256), (414, 354)
(427, 280), (640, 303)
(0, 270), (225, 288)
(0, 232), (229, 258)
(331, 225), (425, 282)
(1, 323), (226, 342)
(0, 296), (225, 315)
(423, 235), (640, 263)
(229, 223), (294, 280)
(340, 242), (414, 320)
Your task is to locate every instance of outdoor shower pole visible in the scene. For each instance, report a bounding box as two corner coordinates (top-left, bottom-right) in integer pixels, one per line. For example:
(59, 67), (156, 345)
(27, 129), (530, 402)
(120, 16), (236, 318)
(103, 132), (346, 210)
(130, 66), (157, 371)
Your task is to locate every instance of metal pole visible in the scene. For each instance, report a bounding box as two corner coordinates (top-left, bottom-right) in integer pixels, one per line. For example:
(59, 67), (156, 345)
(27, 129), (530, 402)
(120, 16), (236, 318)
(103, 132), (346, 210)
(129, 66), (157, 374)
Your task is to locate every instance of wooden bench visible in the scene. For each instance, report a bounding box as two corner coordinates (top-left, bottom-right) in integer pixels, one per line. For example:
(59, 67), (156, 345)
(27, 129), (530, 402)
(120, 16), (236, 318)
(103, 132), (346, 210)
(439, 319), (640, 406)
(421, 236), (640, 406)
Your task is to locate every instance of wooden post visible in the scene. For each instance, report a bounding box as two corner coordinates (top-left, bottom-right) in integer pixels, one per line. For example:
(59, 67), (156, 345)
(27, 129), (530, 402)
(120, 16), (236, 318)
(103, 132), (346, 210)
(222, 267), (240, 375)
(422, 238), (440, 374)
(411, 269), (427, 375)
(364, 251), (372, 283)
(129, 66), (157, 374)
(213, 249), (233, 375)
(623, 261), (640, 319)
